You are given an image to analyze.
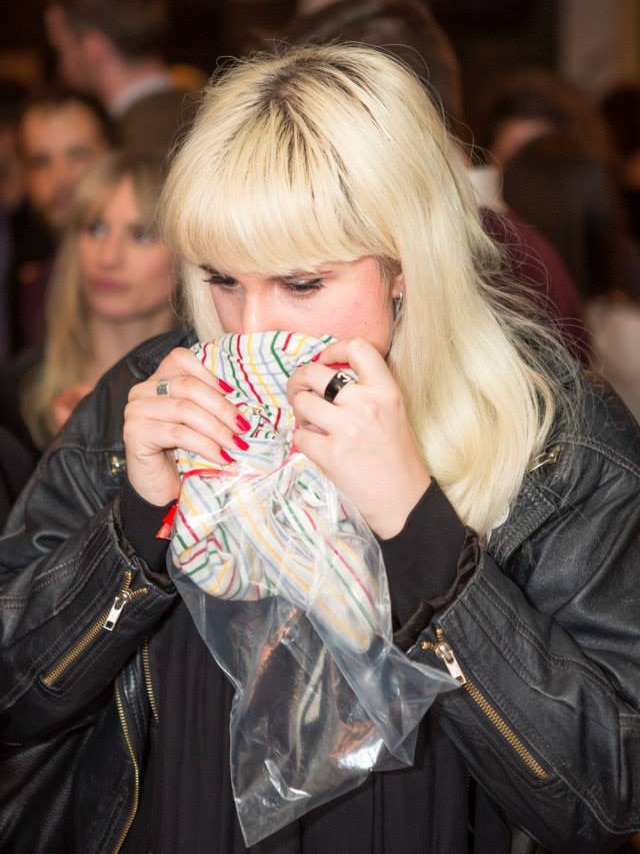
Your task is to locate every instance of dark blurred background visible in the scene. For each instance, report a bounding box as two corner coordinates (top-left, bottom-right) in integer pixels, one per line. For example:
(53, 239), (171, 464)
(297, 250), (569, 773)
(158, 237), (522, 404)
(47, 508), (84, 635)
(2, 0), (638, 141)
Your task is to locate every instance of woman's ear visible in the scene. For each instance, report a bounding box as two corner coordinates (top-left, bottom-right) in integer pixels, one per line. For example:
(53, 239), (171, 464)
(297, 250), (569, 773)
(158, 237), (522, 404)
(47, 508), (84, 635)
(391, 271), (405, 323)
(391, 269), (405, 300)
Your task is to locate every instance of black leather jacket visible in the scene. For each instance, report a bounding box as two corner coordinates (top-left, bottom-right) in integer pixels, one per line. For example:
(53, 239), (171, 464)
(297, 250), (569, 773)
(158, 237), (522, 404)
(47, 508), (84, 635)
(1, 328), (639, 854)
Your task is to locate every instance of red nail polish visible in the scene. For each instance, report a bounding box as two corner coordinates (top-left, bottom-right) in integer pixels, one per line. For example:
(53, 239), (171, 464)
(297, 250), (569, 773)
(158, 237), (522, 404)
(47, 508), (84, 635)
(235, 414), (251, 432)
(311, 352), (321, 362)
(232, 434), (250, 451)
(220, 449), (235, 464)
(217, 378), (234, 394)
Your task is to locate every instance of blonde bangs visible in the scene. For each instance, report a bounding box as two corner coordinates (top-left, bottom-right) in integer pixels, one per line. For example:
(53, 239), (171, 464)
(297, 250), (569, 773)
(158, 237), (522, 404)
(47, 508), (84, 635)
(169, 133), (363, 277)
(161, 51), (407, 341)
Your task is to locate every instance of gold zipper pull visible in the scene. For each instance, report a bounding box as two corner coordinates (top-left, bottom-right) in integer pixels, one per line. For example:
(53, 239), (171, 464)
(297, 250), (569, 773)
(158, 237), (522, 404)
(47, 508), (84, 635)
(528, 444), (561, 472)
(104, 590), (132, 632)
(434, 638), (467, 685)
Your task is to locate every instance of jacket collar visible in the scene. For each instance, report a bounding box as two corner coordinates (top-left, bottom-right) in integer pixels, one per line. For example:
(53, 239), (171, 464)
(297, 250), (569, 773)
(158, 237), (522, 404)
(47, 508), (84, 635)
(126, 327), (197, 378)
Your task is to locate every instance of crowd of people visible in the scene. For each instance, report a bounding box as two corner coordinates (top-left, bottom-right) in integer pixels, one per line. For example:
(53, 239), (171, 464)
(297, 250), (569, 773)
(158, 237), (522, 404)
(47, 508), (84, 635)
(0, 1), (639, 853)
(0, 0), (197, 512)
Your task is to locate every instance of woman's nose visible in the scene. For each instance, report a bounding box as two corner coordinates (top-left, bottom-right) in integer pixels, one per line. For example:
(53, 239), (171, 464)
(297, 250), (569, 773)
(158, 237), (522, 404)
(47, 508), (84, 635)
(240, 292), (277, 333)
(98, 234), (123, 267)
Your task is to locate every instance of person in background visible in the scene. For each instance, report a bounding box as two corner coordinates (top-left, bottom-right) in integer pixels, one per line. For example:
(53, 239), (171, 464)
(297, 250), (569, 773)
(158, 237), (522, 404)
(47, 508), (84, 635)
(281, 0), (467, 139)
(44, 0), (198, 159)
(0, 150), (180, 455)
(1, 44), (638, 854)
(480, 67), (615, 171)
(479, 65), (640, 352)
(19, 87), (114, 238)
(280, 0), (590, 362)
(599, 83), (640, 243)
(10, 86), (114, 353)
(503, 130), (640, 421)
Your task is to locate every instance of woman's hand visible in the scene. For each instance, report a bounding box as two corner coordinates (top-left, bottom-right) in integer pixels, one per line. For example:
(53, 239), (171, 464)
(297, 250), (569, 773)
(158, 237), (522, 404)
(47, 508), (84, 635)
(124, 347), (248, 506)
(287, 337), (431, 539)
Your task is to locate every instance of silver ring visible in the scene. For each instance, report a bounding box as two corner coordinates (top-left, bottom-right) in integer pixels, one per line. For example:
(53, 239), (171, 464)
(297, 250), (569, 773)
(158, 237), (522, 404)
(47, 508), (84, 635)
(323, 369), (358, 403)
(156, 379), (170, 396)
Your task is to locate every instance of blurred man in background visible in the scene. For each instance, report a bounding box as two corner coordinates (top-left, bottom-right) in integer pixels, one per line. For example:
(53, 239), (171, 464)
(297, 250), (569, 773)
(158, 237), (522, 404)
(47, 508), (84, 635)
(44, 0), (196, 158)
(11, 87), (113, 352)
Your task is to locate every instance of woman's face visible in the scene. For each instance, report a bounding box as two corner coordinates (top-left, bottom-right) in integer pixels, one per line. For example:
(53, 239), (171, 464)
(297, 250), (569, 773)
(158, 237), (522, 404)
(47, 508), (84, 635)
(78, 174), (176, 323)
(201, 256), (404, 354)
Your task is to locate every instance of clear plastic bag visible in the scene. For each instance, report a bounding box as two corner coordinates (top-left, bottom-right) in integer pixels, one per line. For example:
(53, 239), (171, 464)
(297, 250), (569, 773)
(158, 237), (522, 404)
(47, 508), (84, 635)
(168, 331), (456, 845)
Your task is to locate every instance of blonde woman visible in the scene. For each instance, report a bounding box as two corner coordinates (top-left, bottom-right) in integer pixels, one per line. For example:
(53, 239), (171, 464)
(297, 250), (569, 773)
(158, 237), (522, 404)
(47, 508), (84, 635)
(1, 150), (180, 451)
(1, 46), (639, 854)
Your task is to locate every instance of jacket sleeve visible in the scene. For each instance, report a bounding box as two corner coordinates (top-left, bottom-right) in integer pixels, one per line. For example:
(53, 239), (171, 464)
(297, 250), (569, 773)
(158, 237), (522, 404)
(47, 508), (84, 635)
(0, 363), (178, 743)
(414, 419), (640, 852)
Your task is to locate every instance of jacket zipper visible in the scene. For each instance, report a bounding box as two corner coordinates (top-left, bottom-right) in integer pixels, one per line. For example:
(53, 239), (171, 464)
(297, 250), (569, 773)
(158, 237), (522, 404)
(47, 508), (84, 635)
(142, 637), (159, 723)
(112, 677), (140, 854)
(111, 639), (158, 853)
(42, 570), (149, 687)
(528, 444), (561, 472)
(422, 627), (549, 780)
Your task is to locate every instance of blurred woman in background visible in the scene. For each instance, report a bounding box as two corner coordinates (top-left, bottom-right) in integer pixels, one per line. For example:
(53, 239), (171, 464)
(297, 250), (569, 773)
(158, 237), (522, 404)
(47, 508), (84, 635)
(0, 150), (180, 455)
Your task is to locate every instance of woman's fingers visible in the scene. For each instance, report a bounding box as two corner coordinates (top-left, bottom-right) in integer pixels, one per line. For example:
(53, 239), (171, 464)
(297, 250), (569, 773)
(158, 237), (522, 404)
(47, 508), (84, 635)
(312, 337), (392, 386)
(287, 337), (430, 538)
(123, 347), (247, 505)
(287, 337), (394, 406)
(125, 394), (239, 454)
(131, 346), (220, 397)
(132, 347), (245, 436)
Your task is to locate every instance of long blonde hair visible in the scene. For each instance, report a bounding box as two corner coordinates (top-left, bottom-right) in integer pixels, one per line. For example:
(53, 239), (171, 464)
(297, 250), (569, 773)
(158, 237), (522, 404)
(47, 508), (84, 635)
(24, 150), (177, 447)
(161, 44), (578, 536)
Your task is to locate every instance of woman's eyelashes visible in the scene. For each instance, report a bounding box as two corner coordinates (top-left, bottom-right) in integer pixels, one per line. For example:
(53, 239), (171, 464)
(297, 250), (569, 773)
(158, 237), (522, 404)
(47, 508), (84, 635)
(85, 219), (107, 239)
(200, 267), (323, 296)
(131, 225), (157, 244)
(201, 269), (237, 287)
(281, 277), (323, 295)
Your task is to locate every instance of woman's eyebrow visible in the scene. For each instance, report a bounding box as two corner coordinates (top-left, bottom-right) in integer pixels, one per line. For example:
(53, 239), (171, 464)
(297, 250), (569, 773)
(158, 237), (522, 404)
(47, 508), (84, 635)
(199, 264), (230, 277)
(282, 265), (332, 278)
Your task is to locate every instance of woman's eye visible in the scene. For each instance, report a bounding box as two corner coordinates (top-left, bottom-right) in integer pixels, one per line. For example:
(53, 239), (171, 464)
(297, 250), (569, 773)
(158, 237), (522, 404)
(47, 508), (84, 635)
(283, 277), (322, 295)
(85, 220), (107, 238)
(202, 271), (237, 288)
(132, 227), (156, 244)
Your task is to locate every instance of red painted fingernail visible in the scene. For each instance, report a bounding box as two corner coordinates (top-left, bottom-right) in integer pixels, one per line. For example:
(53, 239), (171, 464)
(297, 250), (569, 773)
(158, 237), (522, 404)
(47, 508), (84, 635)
(311, 352), (321, 362)
(217, 378), (234, 393)
(235, 414), (251, 432)
(232, 434), (250, 451)
(220, 449), (235, 464)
